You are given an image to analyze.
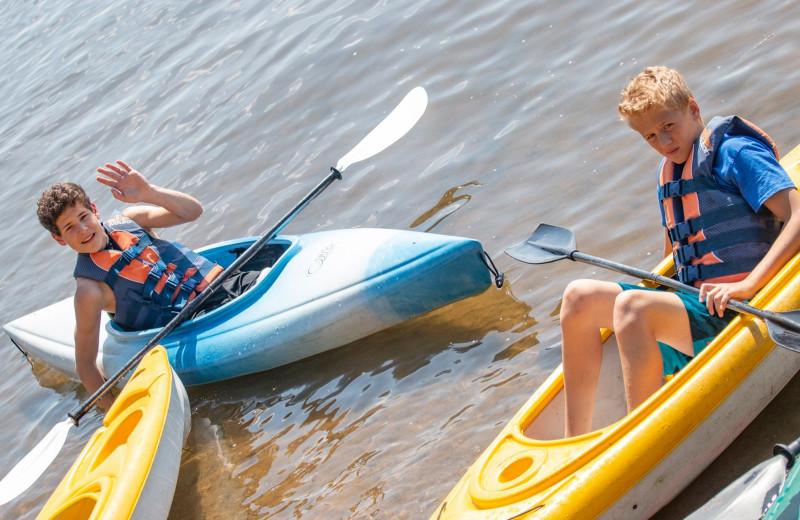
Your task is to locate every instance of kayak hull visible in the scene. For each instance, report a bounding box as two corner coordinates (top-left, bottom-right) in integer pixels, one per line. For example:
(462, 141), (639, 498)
(36, 346), (190, 520)
(5, 228), (491, 386)
(431, 145), (800, 519)
(763, 452), (800, 519)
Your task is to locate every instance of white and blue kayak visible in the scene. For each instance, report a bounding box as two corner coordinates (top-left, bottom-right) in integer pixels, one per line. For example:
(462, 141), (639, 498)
(4, 227), (494, 386)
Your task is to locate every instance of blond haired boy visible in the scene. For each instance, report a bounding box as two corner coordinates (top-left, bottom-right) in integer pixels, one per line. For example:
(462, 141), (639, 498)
(561, 66), (800, 437)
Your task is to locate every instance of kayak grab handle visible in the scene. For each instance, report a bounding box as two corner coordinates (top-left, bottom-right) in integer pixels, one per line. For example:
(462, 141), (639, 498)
(479, 250), (504, 289)
(774, 437), (800, 469)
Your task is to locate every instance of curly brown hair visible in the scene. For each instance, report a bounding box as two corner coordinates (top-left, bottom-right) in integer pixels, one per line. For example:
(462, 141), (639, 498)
(618, 66), (694, 122)
(37, 183), (93, 236)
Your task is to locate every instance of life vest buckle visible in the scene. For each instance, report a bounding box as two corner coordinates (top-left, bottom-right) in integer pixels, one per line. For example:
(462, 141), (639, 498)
(675, 242), (701, 265)
(659, 180), (686, 200)
(678, 264), (701, 284)
(668, 220), (699, 242)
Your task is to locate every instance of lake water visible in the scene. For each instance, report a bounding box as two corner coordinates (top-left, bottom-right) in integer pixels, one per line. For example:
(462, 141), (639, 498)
(1, 0), (799, 518)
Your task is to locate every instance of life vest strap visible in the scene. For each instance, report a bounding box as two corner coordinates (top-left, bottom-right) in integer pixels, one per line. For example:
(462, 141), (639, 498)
(141, 255), (202, 310)
(678, 260), (757, 284)
(667, 203), (753, 242)
(104, 234), (153, 288)
(162, 256), (204, 312)
(658, 176), (718, 200)
(674, 227), (782, 266)
(142, 260), (168, 303)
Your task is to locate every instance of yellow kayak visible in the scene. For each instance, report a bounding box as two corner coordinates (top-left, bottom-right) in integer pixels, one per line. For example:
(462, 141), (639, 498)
(36, 346), (190, 520)
(431, 144), (800, 520)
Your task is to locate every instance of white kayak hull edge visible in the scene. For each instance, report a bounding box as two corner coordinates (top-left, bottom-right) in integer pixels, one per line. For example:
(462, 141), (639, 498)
(131, 369), (191, 520)
(599, 338), (800, 519)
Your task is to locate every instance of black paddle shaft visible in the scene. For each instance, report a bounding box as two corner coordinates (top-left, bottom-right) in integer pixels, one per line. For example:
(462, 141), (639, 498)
(567, 248), (800, 336)
(68, 167), (342, 425)
(505, 223), (800, 352)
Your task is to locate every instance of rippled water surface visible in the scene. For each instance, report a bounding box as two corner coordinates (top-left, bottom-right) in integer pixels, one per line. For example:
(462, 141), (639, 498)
(1, 1), (800, 518)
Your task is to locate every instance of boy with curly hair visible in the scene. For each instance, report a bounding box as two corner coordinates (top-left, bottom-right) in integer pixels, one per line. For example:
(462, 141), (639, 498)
(38, 161), (257, 408)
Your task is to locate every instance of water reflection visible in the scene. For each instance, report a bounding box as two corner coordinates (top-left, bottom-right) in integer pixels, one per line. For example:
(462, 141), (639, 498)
(410, 181), (483, 232)
(171, 286), (534, 518)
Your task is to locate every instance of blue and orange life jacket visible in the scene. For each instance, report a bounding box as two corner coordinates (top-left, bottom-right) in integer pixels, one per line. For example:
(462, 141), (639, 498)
(74, 214), (224, 330)
(659, 116), (783, 286)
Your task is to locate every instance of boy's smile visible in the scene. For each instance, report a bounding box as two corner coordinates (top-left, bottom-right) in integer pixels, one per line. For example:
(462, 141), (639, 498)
(628, 99), (704, 164)
(52, 203), (108, 254)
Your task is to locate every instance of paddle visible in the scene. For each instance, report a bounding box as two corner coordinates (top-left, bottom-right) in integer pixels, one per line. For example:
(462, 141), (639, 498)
(0, 86), (428, 506)
(684, 437), (800, 519)
(504, 223), (800, 351)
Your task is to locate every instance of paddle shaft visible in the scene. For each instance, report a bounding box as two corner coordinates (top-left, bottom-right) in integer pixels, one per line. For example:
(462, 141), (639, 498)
(562, 246), (800, 336)
(68, 167), (342, 425)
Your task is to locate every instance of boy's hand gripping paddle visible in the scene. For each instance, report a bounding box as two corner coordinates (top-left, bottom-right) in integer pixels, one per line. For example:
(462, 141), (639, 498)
(505, 223), (800, 351)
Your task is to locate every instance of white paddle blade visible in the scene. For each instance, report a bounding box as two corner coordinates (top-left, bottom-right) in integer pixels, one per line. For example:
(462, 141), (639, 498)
(685, 456), (788, 520)
(0, 419), (73, 505)
(336, 86), (428, 172)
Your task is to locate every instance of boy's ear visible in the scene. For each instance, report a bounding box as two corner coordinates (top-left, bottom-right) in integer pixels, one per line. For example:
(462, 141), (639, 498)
(688, 98), (701, 120)
(51, 233), (67, 246)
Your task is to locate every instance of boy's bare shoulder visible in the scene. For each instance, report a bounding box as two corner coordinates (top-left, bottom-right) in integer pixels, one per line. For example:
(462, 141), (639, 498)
(74, 276), (112, 315)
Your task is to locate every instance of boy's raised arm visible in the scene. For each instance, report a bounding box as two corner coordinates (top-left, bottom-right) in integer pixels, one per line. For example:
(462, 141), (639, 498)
(97, 160), (203, 233)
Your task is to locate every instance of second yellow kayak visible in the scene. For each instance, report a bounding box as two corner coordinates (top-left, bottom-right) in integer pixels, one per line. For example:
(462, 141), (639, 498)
(36, 345), (190, 520)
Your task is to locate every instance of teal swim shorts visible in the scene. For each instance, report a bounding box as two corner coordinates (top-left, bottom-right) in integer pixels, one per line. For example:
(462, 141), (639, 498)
(617, 283), (738, 377)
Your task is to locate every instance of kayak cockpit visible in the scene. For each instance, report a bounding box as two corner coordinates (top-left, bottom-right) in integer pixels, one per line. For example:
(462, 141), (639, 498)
(105, 235), (295, 336)
(198, 235), (293, 273)
(522, 332), (629, 441)
(464, 330), (642, 510)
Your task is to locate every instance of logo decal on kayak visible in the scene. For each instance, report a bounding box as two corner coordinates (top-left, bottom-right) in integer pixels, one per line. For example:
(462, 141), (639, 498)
(307, 243), (335, 275)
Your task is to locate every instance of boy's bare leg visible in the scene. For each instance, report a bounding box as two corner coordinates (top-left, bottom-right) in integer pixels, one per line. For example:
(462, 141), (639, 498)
(613, 289), (693, 412)
(561, 280), (623, 437)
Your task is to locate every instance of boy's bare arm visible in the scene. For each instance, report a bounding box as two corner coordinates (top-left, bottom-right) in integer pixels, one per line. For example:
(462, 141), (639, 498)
(97, 160), (203, 234)
(700, 187), (800, 314)
(73, 278), (115, 410)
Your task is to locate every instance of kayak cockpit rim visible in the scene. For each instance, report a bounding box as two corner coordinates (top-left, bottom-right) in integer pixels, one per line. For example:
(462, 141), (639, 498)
(105, 235), (296, 337)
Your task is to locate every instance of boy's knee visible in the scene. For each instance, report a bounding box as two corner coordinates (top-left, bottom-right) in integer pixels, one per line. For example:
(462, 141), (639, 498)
(561, 279), (597, 318)
(613, 290), (653, 330)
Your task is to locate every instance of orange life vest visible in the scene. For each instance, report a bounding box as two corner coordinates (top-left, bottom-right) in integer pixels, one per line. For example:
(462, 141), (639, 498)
(659, 116), (782, 286)
(74, 214), (223, 330)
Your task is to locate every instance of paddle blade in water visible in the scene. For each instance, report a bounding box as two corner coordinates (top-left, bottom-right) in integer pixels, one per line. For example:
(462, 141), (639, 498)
(336, 87), (428, 172)
(684, 455), (787, 520)
(0, 419), (73, 505)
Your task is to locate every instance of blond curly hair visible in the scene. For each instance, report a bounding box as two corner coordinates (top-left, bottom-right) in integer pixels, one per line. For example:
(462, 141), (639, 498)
(618, 66), (694, 122)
